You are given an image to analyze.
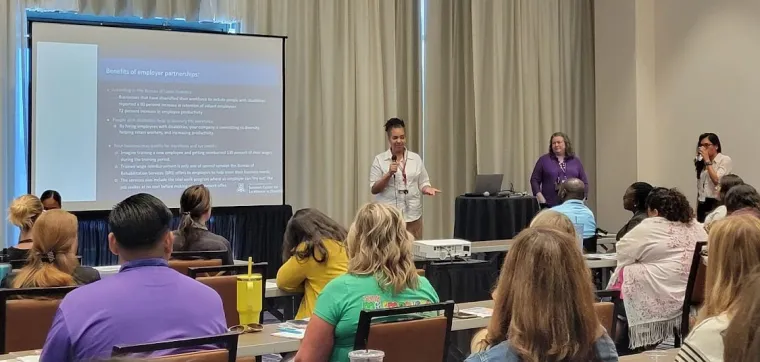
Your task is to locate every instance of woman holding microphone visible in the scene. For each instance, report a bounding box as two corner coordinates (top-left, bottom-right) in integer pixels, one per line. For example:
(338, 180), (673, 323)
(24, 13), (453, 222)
(530, 132), (589, 207)
(370, 118), (440, 239)
(694, 133), (732, 222)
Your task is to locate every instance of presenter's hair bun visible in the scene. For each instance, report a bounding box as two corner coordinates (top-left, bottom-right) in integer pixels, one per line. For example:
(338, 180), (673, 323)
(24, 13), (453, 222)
(384, 118), (406, 133)
(8, 195), (44, 229)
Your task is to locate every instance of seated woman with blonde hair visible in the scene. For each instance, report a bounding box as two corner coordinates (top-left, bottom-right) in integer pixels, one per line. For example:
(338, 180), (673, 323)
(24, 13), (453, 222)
(1, 209), (100, 288)
(294, 203), (439, 362)
(529, 209), (576, 237)
(673, 214), (760, 361)
(5, 194), (44, 261)
(467, 227), (618, 361)
(722, 269), (760, 362)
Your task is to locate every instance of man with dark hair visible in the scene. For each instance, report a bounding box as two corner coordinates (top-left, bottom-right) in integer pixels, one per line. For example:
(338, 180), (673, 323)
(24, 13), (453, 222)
(41, 194), (227, 362)
(551, 178), (597, 251)
(725, 184), (760, 215)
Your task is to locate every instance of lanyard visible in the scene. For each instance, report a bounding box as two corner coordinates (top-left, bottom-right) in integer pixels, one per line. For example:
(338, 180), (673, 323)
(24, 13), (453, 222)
(119, 258), (168, 273)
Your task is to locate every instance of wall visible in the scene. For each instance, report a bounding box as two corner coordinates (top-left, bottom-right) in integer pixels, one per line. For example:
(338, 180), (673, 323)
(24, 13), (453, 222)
(595, 0), (760, 230)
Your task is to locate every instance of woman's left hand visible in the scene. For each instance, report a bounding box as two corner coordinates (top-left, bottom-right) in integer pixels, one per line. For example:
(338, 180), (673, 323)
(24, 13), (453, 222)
(422, 186), (441, 196)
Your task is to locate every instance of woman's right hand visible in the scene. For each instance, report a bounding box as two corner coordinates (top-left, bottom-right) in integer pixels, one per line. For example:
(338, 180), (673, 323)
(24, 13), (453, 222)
(387, 161), (399, 176)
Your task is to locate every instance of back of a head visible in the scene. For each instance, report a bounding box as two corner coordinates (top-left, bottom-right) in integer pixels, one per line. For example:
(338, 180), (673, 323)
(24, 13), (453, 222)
(703, 215), (760, 318)
(559, 178), (585, 201)
(487, 227), (598, 361)
(178, 185), (211, 250)
(282, 208), (348, 262)
(8, 194), (43, 231)
(12, 209), (79, 288)
(346, 203), (417, 294)
(529, 210), (575, 237)
(718, 174), (744, 201)
(725, 184), (760, 214)
(645, 187), (693, 223)
(723, 269), (760, 362)
(629, 182), (654, 212)
(109, 193), (172, 253)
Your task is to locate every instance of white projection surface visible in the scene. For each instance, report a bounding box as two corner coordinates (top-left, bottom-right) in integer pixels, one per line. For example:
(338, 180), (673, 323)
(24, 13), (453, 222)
(30, 22), (284, 211)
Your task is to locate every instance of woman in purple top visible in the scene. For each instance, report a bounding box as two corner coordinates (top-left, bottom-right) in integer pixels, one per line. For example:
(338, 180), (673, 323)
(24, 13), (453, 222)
(530, 132), (589, 207)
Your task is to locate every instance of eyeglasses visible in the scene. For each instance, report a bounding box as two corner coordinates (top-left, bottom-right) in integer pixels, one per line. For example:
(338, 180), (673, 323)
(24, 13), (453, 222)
(228, 323), (263, 334)
(699, 143), (713, 148)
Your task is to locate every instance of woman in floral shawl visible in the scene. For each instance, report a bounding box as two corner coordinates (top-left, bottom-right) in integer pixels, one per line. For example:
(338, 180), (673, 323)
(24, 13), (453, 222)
(608, 187), (707, 350)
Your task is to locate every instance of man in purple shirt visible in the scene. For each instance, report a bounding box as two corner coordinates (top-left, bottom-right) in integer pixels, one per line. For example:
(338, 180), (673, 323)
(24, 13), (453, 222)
(41, 193), (227, 361)
(530, 132), (589, 207)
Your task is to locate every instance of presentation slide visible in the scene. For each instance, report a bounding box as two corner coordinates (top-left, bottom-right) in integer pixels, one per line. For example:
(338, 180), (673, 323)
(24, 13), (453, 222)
(30, 22), (284, 211)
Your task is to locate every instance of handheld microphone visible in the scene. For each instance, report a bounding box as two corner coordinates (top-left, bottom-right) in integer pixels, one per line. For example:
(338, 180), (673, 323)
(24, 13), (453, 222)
(391, 155), (397, 179)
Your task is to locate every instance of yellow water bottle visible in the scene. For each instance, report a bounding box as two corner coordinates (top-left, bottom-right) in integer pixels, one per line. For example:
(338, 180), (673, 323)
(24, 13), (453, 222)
(236, 257), (263, 324)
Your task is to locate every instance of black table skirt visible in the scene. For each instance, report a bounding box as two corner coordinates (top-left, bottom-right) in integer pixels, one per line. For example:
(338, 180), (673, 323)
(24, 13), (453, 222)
(453, 195), (540, 241)
(74, 205), (293, 278)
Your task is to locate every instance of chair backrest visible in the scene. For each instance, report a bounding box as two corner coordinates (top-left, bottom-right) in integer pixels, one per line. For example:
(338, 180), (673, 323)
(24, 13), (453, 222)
(112, 332), (239, 362)
(169, 259), (222, 276)
(594, 289), (620, 338)
(0, 286), (78, 353)
(188, 263), (268, 327)
(152, 349), (228, 361)
(354, 301), (455, 362)
(681, 241), (708, 339)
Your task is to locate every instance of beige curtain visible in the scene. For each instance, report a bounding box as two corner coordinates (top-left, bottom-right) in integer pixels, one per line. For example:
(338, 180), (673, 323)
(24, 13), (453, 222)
(424, 0), (596, 238)
(25, 0), (241, 21)
(242, 0), (422, 227)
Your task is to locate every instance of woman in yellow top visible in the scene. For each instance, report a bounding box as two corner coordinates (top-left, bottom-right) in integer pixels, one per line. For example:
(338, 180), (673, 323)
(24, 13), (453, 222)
(276, 208), (349, 319)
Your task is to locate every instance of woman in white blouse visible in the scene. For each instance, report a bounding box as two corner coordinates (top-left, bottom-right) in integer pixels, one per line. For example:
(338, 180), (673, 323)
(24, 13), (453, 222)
(369, 118), (440, 239)
(694, 133), (732, 222)
(608, 187), (707, 352)
(675, 214), (760, 362)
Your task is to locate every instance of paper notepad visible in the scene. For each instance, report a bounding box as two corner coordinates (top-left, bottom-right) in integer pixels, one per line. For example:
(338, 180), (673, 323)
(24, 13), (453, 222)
(15, 356), (41, 362)
(272, 330), (305, 340)
(458, 307), (493, 318)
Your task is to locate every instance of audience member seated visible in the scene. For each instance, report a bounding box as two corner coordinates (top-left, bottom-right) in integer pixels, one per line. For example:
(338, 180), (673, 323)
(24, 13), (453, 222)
(529, 209), (575, 237)
(722, 269), (760, 362)
(294, 203), (439, 362)
(616, 182), (654, 240)
(607, 187), (707, 352)
(467, 227), (618, 362)
(1, 210), (99, 288)
(276, 208), (349, 319)
(703, 174), (744, 232)
(5, 194), (43, 261)
(550, 178), (596, 244)
(172, 185), (233, 265)
(724, 184), (760, 217)
(40, 193), (227, 361)
(673, 215), (760, 362)
(40, 189), (62, 210)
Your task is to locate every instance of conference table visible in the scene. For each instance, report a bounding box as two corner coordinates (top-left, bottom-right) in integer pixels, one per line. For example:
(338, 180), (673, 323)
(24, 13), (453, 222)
(0, 298), (679, 360)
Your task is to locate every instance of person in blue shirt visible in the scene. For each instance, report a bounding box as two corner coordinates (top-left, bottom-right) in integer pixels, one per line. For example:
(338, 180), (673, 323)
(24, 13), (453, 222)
(551, 178), (596, 251)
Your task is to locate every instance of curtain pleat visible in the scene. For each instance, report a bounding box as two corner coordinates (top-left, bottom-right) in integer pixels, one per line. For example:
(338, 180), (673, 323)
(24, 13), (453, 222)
(424, 0), (596, 237)
(240, 0), (422, 229)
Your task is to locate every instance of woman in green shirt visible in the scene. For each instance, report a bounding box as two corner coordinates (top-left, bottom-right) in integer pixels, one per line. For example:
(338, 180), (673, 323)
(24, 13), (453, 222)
(294, 203), (439, 362)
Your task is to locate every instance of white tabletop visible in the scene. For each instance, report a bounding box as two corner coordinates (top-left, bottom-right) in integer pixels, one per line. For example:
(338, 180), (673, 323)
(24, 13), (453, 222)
(92, 261), (296, 299)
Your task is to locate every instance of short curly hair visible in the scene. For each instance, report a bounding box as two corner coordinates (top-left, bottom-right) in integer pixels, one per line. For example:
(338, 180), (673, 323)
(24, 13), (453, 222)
(645, 187), (693, 223)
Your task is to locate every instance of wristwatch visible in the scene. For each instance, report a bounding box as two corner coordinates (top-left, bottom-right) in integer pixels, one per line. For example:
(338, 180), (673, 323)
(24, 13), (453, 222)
(705, 161), (714, 166)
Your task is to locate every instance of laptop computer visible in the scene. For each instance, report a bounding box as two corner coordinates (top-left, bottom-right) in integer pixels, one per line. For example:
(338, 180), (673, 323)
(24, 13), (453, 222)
(465, 174), (504, 196)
